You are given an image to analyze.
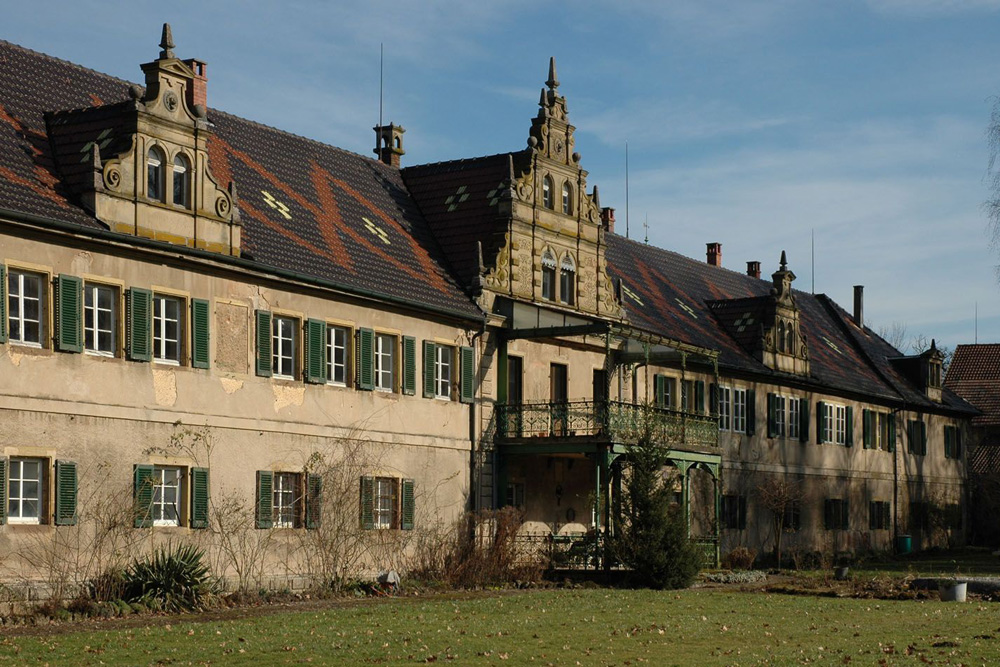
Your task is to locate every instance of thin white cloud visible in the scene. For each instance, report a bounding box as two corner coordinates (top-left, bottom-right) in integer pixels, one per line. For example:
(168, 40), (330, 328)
(866, 0), (1000, 15)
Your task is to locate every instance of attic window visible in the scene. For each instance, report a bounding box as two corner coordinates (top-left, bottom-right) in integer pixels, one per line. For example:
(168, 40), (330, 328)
(562, 182), (572, 214)
(147, 146), (165, 202)
(929, 361), (942, 388)
(541, 250), (556, 300)
(172, 153), (190, 209)
(778, 321), (786, 352)
(542, 175), (554, 209)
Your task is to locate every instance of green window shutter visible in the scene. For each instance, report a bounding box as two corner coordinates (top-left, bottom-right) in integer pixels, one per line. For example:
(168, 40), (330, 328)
(746, 389), (756, 435)
(0, 264), (7, 344)
(460, 346), (475, 404)
(816, 401), (826, 444)
(845, 406), (854, 447)
(256, 470), (273, 529)
(799, 399), (810, 443)
(887, 413), (896, 452)
(907, 421), (915, 453)
(842, 499), (850, 530)
(357, 328), (374, 390)
(695, 381), (705, 413)
(255, 310), (272, 377)
(0, 457), (6, 525)
(126, 288), (152, 361)
(955, 427), (962, 458)
(767, 393), (777, 437)
(654, 375), (665, 408)
(55, 274), (83, 353)
(944, 426), (953, 458)
(738, 496), (747, 530)
(304, 318), (326, 384)
(360, 476), (375, 530)
(869, 501), (877, 530)
(54, 460), (78, 526)
(402, 336), (417, 395)
(401, 478), (415, 530)
(306, 473), (322, 530)
(862, 410), (871, 449)
(824, 499), (833, 530)
(667, 378), (677, 410)
(921, 421), (927, 455)
(191, 299), (211, 369)
(422, 340), (436, 398)
(190, 467), (209, 529)
(133, 464), (155, 528)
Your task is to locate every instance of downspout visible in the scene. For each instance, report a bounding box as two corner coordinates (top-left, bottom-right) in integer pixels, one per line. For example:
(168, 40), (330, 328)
(470, 315), (488, 513)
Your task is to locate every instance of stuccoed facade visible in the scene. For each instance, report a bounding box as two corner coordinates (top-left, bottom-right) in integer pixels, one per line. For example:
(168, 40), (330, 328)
(0, 28), (976, 591)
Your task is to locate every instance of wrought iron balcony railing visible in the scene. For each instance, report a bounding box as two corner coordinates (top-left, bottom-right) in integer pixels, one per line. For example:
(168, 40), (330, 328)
(495, 400), (719, 448)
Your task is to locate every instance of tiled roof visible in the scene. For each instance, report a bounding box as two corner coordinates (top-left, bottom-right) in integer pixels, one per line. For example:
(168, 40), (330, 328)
(605, 234), (975, 413)
(0, 40), (481, 320)
(945, 344), (1000, 425)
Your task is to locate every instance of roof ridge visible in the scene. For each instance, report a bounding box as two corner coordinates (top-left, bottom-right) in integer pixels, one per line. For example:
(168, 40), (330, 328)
(0, 39), (136, 88)
(403, 150), (528, 172)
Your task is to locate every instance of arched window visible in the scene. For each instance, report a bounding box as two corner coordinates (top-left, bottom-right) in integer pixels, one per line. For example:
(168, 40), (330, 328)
(559, 254), (576, 305)
(542, 175), (553, 209)
(777, 321), (786, 352)
(786, 328), (794, 355)
(147, 146), (165, 202)
(562, 182), (572, 214)
(541, 249), (556, 300)
(172, 153), (190, 208)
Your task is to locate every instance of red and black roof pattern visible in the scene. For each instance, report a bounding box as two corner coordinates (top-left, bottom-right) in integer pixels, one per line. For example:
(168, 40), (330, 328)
(0, 40), (480, 319)
(946, 344), (1000, 425)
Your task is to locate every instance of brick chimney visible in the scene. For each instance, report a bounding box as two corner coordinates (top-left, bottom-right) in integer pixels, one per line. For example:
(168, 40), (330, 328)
(183, 59), (208, 113)
(746, 261), (761, 279)
(601, 207), (615, 234)
(706, 242), (722, 267)
(374, 123), (406, 168)
(853, 285), (864, 329)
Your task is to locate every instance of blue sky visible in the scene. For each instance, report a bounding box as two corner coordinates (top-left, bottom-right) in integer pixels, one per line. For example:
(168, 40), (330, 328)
(6, 0), (1000, 351)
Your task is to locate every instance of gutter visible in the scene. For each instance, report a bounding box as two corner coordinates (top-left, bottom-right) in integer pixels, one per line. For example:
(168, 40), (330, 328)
(0, 206), (485, 325)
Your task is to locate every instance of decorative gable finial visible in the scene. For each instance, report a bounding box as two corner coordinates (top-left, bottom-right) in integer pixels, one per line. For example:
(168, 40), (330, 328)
(779, 249), (787, 272)
(547, 57), (559, 91)
(159, 23), (175, 60)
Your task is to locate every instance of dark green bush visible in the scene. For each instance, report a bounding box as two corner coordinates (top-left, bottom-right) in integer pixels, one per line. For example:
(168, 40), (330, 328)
(123, 543), (213, 612)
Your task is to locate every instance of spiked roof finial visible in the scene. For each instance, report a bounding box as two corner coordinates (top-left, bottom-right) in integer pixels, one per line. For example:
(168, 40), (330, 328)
(159, 23), (175, 59)
(779, 250), (787, 272)
(546, 56), (559, 90)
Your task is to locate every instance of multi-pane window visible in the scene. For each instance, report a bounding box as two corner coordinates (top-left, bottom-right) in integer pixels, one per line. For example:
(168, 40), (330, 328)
(147, 146), (165, 202)
(506, 482), (525, 510)
(561, 182), (572, 214)
(869, 501), (891, 530)
(271, 315), (297, 379)
(788, 398), (800, 440)
(542, 175), (553, 209)
(152, 295), (182, 365)
(84, 283), (116, 356)
(8, 457), (43, 524)
(824, 498), (849, 530)
(782, 500), (802, 532)
(8, 270), (45, 347)
(822, 403), (848, 445)
(541, 250), (556, 300)
(172, 154), (190, 208)
(151, 466), (182, 527)
(326, 325), (349, 386)
(717, 386), (732, 431)
(721, 494), (747, 530)
(774, 395), (786, 436)
(434, 345), (452, 399)
(733, 389), (747, 434)
(374, 333), (396, 391)
(944, 425), (963, 459)
(681, 380), (692, 412)
(559, 255), (575, 305)
(273, 472), (301, 528)
(374, 476), (399, 529)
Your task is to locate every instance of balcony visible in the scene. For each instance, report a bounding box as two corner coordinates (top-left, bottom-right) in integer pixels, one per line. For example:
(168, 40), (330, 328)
(495, 400), (719, 450)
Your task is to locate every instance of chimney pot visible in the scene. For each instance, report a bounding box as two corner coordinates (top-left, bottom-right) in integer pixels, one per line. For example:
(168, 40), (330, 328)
(706, 242), (722, 267)
(747, 260), (761, 279)
(600, 207), (616, 234)
(183, 59), (208, 111)
(374, 123), (406, 168)
(853, 285), (864, 329)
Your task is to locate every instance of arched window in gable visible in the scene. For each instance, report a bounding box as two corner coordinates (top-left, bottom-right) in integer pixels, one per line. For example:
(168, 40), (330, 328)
(147, 145), (165, 202)
(542, 175), (554, 209)
(777, 320), (786, 353)
(172, 153), (190, 209)
(562, 182), (572, 214)
(541, 249), (556, 300)
(786, 327), (795, 355)
(559, 254), (576, 306)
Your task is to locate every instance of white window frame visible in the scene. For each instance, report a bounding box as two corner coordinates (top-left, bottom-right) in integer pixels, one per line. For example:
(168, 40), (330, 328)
(172, 153), (190, 209)
(434, 345), (452, 400)
(7, 269), (45, 348)
(774, 395), (786, 437)
(273, 472), (301, 529)
(824, 403), (847, 445)
(151, 466), (182, 527)
(559, 255), (576, 306)
(84, 283), (117, 357)
(7, 457), (44, 525)
(374, 476), (398, 529)
(561, 182), (572, 214)
(147, 146), (165, 202)
(733, 388), (747, 434)
(542, 175), (553, 209)
(374, 333), (396, 392)
(788, 397), (800, 440)
(152, 294), (183, 366)
(325, 325), (349, 387)
(271, 315), (297, 380)
(717, 386), (732, 431)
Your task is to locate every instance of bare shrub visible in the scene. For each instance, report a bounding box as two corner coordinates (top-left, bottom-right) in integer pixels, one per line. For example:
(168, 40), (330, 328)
(756, 477), (803, 569)
(721, 546), (757, 571)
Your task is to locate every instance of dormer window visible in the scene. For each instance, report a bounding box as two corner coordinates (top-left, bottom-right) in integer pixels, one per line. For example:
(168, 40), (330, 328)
(542, 175), (554, 209)
(541, 249), (556, 300)
(147, 146), (165, 202)
(562, 182), (572, 214)
(172, 153), (190, 208)
(929, 360), (942, 388)
(777, 321), (786, 353)
(559, 254), (576, 305)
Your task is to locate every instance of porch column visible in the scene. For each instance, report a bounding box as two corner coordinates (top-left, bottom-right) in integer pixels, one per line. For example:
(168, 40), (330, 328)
(713, 473), (721, 567)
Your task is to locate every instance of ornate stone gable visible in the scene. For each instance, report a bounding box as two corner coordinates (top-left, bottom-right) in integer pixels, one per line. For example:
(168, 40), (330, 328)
(47, 25), (240, 255)
(484, 58), (622, 319)
(763, 252), (810, 375)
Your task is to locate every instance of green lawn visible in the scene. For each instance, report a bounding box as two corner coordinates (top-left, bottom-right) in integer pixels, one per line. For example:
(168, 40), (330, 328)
(2, 587), (1000, 665)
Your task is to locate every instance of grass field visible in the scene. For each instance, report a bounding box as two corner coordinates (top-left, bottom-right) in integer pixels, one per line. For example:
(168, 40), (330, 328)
(2, 586), (1000, 665)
